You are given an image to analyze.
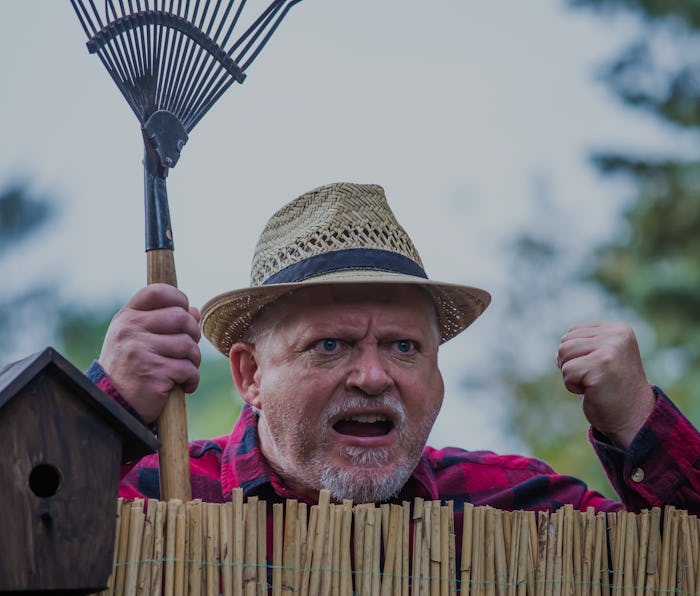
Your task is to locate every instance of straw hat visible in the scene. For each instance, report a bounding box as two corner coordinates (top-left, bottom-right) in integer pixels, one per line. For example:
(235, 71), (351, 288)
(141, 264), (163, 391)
(201, 182), (491, 355)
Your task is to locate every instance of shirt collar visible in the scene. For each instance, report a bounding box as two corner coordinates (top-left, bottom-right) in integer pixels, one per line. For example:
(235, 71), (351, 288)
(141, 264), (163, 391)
(221, 404), (439, 503)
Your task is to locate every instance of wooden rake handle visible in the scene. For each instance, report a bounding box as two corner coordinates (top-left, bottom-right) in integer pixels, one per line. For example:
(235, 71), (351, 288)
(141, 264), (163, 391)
(148, 248), (192, 502)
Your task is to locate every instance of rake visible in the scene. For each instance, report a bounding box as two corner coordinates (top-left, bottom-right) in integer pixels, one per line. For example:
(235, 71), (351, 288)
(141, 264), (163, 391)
(71, 0), (303, 501)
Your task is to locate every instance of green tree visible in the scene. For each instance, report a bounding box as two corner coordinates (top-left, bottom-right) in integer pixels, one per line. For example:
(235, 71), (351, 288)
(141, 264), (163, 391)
(495, 1), (700, 497)
(572, 0), (700, 417)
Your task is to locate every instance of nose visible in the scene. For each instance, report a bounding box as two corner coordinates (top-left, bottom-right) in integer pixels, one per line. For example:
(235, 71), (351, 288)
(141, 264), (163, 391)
(346, 345), (392, 396)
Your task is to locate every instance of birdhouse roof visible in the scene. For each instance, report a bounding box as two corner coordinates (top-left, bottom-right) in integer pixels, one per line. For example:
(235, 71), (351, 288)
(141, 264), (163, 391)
(0, 347), (159, 461)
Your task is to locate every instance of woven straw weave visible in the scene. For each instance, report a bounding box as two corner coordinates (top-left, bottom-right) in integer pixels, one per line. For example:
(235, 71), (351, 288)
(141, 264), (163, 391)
(250, 183), (423, 286)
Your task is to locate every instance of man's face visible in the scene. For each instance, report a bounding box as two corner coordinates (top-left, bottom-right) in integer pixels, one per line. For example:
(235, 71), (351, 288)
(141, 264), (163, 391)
(230, 284), (444, 503)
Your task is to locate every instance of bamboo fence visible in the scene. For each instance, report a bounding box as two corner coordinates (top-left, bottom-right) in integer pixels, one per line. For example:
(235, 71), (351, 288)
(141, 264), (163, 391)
(94, 489), (699, 596)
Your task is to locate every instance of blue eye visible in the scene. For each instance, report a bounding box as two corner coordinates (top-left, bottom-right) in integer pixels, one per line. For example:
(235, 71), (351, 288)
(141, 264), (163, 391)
(396, 340), (413, 353)
(321, 338), (338, 352)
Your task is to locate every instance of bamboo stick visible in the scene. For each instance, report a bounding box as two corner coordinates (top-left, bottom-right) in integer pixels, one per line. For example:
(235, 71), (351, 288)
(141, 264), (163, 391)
(493, 508), (508, 596)
(331, 505), (343, 596)
(163, 499), (180, 596)
(380, 505), (401, 596)
(553, 508), (564, 596)
(484, 507), (496, 596)
(431, 502), (443, 596)
(422, 501), (433, 596)
(600, 514), (610, 596)
(103, 498), (123, 596)
(258, 500), (267, 592)
(206, 502), (220, 596)
(341, 500), (354, 596)
(448, 502), (456, 596)
(643, 508), (660, 596)
(572, 507), (582, 596)
(150, 500), (166, 596)
(362, 506), (376, 596)
(625, 513), (639, 596)
(413, 498), (425, 596)
(373, 504), (383, 596)
(310, 491), (330, 596)
(527, 511), (538, 596)
(517, 513), (530, 596)
(356, 505), (367, 596)
(273, 503), (284, 596)
(282, 498), (298, 595)
(174, 500), (187, 596)
(581, 509), (595, 596)
(507, 512), (521, 596)
(462, 503), (475, 596)
(441, 505), (451, 596)
(535, 511), (549, 596)
(300, 504), (318, 596)
(402, 501), (410, 596)
(321, 502), (335, 596)
(659, 507), (673, 596)
(114, 499), (133, 596)
(633, 510), (648, 596)
(233, 489), (244, 596)
(188, 500), (203, 596)
(562, 507), (574, 596)
(221, 502), (233, 596)
(124, 500), (145, 596)
(137, 500), (156, 595)
(590, 513), (603, 596)
(243, 498), (258, 593)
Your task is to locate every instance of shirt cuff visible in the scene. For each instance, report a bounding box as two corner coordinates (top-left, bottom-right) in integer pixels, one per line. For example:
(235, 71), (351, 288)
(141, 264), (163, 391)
(591, 386), (700, 510)
(86, 360), (156, 432)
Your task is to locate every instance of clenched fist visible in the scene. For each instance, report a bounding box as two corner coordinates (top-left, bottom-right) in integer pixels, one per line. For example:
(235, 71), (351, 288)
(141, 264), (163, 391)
(556, 322), (656, 450)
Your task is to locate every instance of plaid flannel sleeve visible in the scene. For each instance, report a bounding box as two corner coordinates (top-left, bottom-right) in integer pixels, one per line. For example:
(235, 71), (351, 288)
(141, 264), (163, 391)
(591, 386), (700, 513)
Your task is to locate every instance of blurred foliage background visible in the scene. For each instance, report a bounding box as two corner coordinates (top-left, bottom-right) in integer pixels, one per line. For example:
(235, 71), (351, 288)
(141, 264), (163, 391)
(1, 0), (699, 496)
(493, 0), (700, 496)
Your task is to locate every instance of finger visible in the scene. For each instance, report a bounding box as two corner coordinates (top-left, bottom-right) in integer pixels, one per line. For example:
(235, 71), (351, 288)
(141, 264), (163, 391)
(147, 333), (202, 368)
(559, 358), (589, 396)
(128, 284), (191, 312)
(557, 337), (598, 367)
(122, 305), (202, 340)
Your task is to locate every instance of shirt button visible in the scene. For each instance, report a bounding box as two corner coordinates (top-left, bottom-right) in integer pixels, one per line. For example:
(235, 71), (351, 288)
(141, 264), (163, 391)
(631, 467), (645, 483)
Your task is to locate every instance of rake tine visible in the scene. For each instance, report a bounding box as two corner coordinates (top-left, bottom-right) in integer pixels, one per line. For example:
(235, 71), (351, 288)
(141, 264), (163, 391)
(238, 0), (298, 70)
(118, 2), (150, 112)
(168, 1), (206, 117)
(210, 0), (236, 47)
(158, 11), (183, 113)
(228, 0), (283, 67)
(218, 0), (246, 48)
(184, 1), (288, 123)
(70, 0), (99, 38)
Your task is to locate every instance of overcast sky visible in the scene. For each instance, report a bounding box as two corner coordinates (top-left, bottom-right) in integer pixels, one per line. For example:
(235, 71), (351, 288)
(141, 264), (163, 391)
(0, 1), (686, 451)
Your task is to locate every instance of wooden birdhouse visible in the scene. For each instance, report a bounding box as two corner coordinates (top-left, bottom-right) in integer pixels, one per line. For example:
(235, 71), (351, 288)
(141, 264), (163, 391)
(0, 347), (159, 594)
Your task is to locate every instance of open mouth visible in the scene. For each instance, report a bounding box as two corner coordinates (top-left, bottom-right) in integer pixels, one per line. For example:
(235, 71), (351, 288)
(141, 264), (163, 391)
(333, 413), (393, 437)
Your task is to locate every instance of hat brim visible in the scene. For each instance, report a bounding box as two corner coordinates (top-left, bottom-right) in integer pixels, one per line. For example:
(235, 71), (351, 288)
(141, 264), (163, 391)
(201, 271), (491, 356)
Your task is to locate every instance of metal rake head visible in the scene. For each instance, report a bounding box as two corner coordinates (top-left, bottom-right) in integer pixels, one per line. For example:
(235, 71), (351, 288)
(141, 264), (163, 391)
(71, 0), (302, 141)
(71, 0), (303, 253)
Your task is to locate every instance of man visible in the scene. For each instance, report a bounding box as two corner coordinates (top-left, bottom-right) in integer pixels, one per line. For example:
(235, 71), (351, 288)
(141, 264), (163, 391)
(89, 182), (700, 512)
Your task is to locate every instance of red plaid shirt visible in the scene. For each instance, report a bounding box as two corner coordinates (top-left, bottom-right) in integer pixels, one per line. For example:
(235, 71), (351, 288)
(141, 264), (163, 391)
(87, 363), (700, 514)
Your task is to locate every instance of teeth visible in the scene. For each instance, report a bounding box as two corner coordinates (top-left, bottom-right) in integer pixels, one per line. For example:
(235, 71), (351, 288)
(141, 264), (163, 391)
(346, 414), (387, 424)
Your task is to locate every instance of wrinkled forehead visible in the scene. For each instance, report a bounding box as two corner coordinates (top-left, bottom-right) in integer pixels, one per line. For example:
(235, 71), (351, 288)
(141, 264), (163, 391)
(248, 283), (440, 339)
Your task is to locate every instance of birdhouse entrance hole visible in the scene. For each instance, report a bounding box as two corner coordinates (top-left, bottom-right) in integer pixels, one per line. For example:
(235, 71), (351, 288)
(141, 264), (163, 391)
(29, 463), (62, 498)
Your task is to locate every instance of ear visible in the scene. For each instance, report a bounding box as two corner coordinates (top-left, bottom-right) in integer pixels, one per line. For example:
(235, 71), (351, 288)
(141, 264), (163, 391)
(229, 342), (262, 409)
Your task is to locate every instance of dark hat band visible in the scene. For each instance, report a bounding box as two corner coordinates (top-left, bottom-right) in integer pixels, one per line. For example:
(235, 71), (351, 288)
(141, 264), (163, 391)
(262, 248), (428, 285)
